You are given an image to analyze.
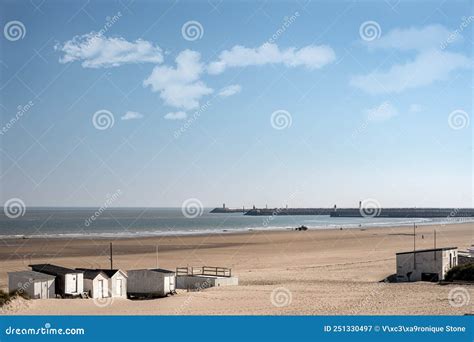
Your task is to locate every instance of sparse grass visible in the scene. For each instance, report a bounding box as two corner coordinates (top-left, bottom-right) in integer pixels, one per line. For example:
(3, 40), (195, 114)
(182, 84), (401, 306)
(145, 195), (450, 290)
(0, 289), (29, 308)
(445, 263), (474, 282)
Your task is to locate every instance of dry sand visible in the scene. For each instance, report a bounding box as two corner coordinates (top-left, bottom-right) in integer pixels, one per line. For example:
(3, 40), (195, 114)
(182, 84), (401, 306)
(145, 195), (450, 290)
(0, 223), (472, 315)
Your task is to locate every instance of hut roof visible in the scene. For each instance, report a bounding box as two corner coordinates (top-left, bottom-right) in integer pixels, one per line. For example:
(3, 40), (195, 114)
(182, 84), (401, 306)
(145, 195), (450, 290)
(29, 264), (83, 276)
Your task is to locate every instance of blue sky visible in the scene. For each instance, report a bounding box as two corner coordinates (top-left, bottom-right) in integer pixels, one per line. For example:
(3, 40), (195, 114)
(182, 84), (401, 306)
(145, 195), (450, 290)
(0, 0), (472, 208)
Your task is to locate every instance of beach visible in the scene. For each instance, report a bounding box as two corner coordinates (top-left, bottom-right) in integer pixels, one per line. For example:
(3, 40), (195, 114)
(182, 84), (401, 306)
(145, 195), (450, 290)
(1, 223), (472, 315)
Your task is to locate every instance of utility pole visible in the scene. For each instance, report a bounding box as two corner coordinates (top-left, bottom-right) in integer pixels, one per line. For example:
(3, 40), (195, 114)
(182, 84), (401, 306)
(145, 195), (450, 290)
(434, 229), (437, 260)
(109, 242), (113, 270)
(413, 223), (416, 269)
(156, 245), (159, 269)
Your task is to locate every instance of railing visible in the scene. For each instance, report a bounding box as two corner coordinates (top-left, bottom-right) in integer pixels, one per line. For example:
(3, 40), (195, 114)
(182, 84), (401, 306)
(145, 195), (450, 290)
(176, 266), (232, 277)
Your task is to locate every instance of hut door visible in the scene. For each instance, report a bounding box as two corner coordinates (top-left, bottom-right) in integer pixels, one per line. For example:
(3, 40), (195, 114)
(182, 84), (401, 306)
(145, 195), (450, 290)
(71, 275), (77, 292)
(98, 279), (104, 298)
(41, 281), (48, 299)
(117, 279), (123, 296)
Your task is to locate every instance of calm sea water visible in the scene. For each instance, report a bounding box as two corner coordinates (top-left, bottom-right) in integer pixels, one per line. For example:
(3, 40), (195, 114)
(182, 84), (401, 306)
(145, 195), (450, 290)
(0, 208), (469, 239)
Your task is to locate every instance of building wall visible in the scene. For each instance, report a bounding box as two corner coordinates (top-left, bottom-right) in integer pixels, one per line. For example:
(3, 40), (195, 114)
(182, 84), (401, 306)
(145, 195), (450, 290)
(396, 249), (457, 282)
(65, 273), (84, 295)
(8, 274), (55, 299)
(127, 270), (174, 297)
(110, 272), (127, 298)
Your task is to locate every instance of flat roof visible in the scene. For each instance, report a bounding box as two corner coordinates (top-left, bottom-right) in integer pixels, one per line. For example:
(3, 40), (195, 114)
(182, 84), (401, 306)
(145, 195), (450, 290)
(30, 264), (83, 275)
(8, 270), (55, 280)
(396, 247), (457, 255)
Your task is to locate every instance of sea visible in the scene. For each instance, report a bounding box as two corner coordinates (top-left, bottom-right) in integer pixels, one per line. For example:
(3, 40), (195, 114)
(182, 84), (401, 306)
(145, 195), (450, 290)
(0, 207), (470, 239)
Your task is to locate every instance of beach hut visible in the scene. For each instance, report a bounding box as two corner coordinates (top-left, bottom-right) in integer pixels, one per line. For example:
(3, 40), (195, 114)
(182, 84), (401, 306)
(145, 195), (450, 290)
(80, 270), (110, 299)
(396, 247), (458, 282)
(77, 269), (127, 298)
(127, 269), (175, 298)
(8, 271), (55, 299)
(29, 264), (84, 297)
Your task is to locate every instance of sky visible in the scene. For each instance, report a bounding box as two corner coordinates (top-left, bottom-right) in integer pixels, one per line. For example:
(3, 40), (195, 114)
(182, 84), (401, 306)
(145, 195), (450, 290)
(0, 0), (472, 208)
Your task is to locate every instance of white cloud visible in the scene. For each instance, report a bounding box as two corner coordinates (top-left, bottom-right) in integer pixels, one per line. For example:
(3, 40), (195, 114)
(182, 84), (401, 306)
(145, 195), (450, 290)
(365, 101), (398, 121)
(144, 50), (213, 110)
(351, 49), (470, 94)
(368, 25), (461, 51)
(409, 104), (424, 113)
(207, 43), (336, 74)
(164, 111), (187, 120)
(218, 84), (241, 97)
(121, 111), (144, 120)
(55, 33), (164, 68)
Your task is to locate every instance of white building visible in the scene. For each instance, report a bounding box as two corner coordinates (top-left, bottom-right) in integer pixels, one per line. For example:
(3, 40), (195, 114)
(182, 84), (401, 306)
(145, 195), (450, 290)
(127, 269), (175, 298)
(30, 264), (84, 297)
(8, 271), (55, 299)
(78, 269), (128, 298)
(81, 270), (110, 299)
(396, 247), (458, 282)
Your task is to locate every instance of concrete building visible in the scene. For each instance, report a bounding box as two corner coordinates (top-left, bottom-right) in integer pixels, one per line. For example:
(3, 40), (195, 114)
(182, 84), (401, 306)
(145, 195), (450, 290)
(176, 266), (238, 290)
(8, 271), (55, 299)
(126, 269), (176, 298)
(80, 270), (110, 299)
(30, 264), (84, 297)
(396, 247), (458, 282)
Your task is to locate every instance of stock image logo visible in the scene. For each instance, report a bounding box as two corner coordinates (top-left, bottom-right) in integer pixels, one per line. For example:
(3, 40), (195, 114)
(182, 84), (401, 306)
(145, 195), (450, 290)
(359, 21), (381, 41)
(181, 198), (204, 218)
(448, 287), (470, 308)
(4, 20), (26, 41)
(92, 110), (115, 130)
(3, 198), (26, 218)
(448, 110), (470, 130)
(270, 287), (292, 308)
(181, 20), (204, 41)
(359, 198), (381, 218)
(270, 110), (292, 130)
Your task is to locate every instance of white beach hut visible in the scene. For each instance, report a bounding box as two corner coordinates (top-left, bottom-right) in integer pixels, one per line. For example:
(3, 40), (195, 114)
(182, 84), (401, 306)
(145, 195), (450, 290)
(127, 269), (176, 298)
(30, 264), (83, 298)
(77, 269), (128, 298)
(8, 271), (55, 299)
(80, 270), (110, 299)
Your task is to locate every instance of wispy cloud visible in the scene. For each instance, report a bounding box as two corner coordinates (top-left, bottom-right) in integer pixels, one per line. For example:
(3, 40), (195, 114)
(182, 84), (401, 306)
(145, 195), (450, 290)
(55, 33), (164, 68)
(352, 25), (470, 94)
(351, 49), (470, 94)
(164, 111), (187, 120)
(218, 84), (241, 97)
(367, 24), (461, 51)
(121, 111), (144, 120)
(365, 101), (398, 121)
(144, 50), (213, 110)
(207, 43), (336, 74)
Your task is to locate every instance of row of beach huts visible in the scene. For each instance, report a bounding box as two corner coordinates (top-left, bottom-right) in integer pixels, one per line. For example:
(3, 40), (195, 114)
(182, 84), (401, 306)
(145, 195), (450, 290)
(8, 264), (238, 300)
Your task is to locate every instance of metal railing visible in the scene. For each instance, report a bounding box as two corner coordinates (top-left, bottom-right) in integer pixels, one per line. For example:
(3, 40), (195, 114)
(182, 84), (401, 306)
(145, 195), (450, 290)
(176, 266), (232, 277)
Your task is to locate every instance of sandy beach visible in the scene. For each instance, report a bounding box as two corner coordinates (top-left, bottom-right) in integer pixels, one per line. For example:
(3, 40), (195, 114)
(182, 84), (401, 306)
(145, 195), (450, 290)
(0, 223), (472, 315)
